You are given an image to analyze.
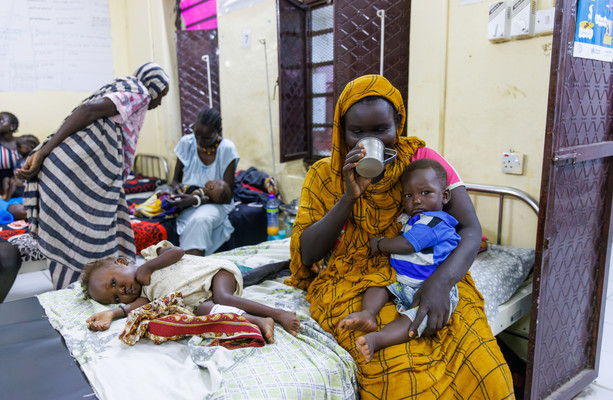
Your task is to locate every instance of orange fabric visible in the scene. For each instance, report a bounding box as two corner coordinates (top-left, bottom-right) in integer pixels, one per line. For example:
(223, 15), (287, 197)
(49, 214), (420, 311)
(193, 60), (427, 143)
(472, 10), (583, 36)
(286, 75), (514, 399)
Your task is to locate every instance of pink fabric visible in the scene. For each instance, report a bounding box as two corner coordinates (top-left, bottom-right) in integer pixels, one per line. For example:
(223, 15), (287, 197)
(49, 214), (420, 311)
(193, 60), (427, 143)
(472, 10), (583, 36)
(412, 147), (464, 190)
(105, 92), (150, 177)
(181, 0), (217, 30)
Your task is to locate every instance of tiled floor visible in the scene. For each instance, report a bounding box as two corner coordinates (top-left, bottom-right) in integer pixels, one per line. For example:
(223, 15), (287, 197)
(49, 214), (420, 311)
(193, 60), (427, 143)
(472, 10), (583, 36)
(4, 255), (613, 398)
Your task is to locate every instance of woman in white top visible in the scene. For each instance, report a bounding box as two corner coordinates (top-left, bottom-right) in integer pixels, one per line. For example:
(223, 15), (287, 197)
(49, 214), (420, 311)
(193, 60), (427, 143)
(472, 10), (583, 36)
(168, 108), (239, 256)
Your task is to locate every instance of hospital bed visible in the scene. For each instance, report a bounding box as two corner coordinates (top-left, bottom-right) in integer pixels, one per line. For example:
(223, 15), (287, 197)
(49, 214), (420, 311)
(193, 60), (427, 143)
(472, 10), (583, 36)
(0, 183), (537, 399)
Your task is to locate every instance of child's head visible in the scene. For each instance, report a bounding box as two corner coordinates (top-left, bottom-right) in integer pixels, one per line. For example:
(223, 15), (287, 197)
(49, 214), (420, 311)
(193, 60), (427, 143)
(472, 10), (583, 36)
(0, 112), (19, 134)
(194, 108), (222, 149)
(341, 96), (401, 150)
(401, 159), (450, 217)
(81, 257), (142, 304)
(15, 134), (39, 157)
(204, 179), (232, 204)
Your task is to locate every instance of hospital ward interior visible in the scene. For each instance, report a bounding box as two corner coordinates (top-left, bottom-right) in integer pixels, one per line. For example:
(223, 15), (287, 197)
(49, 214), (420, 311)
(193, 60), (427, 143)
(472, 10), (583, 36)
(1, 0), (613, 399)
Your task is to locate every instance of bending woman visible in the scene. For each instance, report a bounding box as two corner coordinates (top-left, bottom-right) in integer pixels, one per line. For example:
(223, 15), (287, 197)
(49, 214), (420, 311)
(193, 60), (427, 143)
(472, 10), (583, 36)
(169, 108), (239, 256)
(17, 63), (170, 289)
(286, 75), (514, 399)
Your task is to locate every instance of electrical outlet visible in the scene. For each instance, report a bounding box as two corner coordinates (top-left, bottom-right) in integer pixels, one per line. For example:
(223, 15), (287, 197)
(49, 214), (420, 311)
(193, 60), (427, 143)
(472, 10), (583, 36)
(534, 7), (555, 35)
(502, 152), (525, 175)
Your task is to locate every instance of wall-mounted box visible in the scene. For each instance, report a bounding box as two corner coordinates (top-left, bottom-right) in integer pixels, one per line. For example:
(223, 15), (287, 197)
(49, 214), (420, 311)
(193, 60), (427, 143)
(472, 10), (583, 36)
(488, 1), (511, 42)
(509, 0), (535, 39)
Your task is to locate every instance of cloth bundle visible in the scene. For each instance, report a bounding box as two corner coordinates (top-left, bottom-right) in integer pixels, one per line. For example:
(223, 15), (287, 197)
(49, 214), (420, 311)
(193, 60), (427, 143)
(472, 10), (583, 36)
(119, 291), (265, 348)
(130, 192), (177, 219)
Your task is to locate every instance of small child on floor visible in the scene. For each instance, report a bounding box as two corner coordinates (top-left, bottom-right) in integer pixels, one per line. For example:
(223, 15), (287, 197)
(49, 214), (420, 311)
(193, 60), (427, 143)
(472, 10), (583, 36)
(82, 240), (300, 343)
(338, 159), (461, 362)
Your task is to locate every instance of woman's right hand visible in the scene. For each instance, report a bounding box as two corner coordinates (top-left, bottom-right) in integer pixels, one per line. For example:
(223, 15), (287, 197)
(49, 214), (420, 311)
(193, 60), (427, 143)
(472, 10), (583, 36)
(342, 145), (372, 200)
(166, 193), (196, 211)
(15, 151), (45, 180)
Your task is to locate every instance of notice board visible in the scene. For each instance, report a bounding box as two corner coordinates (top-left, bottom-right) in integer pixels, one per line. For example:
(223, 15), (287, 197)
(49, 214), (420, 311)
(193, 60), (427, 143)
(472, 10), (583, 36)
(0, 0), (113, 92)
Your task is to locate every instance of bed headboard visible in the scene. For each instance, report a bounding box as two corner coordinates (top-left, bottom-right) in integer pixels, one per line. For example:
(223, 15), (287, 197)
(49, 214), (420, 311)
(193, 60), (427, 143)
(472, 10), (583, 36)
(133, 154), (170, 183)
(465, 183), (539, 245)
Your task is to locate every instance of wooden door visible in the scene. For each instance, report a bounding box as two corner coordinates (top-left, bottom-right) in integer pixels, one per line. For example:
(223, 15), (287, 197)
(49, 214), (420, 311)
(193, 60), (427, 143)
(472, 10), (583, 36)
(525, 1), (613, 398)
(176, 29), (221, 135)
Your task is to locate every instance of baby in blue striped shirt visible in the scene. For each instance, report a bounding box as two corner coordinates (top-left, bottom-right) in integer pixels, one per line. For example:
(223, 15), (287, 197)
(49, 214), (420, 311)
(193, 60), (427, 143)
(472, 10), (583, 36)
(339, 159), (461, 362)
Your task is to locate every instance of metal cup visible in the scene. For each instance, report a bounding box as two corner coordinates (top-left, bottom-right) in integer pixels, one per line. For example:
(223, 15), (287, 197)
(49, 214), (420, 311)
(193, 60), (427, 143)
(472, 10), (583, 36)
(355, 137), (397, 178)
(355, 137), (385, 178)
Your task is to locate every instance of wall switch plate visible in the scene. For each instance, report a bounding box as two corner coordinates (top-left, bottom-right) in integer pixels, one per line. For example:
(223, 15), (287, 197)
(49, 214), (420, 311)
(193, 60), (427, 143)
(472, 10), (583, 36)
(488, 1), (511, 42)
(534, 7), (555, 35)
(509, 0), (536, 39)
(242, 30), (251, 48)
(502, 152), (525, 175)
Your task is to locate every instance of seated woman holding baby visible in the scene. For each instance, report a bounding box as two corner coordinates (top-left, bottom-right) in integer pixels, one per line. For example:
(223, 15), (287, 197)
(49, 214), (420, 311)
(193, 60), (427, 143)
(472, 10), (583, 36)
(285, 75), (514, 399)
(167, 108), (239, 256)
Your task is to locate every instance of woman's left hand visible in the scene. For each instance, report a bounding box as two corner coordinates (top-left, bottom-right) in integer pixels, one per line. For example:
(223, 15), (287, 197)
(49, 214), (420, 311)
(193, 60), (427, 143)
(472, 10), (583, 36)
(408, 278), (452, 337)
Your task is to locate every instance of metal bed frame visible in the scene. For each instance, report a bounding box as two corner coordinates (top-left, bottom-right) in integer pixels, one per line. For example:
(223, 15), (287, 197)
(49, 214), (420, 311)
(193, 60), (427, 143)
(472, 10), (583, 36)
(465, 183), (539, 336)
(132, 153), (170, 183)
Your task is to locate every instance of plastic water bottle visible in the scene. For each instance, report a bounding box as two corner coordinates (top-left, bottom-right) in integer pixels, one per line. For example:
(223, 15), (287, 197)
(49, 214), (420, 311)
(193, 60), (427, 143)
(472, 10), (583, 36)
(266, 193), (280, 237)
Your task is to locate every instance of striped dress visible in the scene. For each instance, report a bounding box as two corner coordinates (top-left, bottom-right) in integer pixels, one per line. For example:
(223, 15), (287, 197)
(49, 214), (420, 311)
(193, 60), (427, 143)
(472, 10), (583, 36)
(0, 143), (20, 180)
(24, 77), (150, 289)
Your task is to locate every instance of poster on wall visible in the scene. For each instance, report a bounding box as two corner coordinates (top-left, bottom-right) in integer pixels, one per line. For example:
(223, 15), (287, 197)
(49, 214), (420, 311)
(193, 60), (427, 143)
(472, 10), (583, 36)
(0, 0), (113, 92)
(573, 0), (613, 62)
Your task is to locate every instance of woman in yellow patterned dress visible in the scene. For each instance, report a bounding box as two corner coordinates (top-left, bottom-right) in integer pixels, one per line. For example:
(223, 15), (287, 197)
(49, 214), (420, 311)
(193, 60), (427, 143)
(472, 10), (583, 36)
(286, 75), (514, 399)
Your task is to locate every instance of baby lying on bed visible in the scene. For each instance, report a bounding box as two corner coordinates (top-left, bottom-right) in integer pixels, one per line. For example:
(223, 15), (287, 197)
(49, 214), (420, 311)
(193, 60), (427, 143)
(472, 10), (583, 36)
(82, 240), (300, 343)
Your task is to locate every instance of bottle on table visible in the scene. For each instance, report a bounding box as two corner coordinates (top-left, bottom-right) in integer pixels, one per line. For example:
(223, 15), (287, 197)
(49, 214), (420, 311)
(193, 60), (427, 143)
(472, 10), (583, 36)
(266, 193), (280, 237)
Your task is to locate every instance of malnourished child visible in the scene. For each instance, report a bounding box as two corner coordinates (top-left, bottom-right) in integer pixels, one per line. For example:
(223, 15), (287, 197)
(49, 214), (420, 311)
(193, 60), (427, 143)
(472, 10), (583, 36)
(83, 240), (300, 343)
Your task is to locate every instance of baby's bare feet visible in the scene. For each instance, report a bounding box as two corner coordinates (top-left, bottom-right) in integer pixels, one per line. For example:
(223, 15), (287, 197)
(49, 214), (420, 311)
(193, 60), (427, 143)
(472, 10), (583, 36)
(356, 334), (379, 363)
(275, 309), (300, 336)
(338, 311), (378, 332)
(249, 315), (275, 344)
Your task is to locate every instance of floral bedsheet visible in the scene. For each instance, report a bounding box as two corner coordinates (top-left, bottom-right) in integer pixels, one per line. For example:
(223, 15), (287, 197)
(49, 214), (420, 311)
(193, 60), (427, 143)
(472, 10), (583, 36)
(37, 239), (358, 400)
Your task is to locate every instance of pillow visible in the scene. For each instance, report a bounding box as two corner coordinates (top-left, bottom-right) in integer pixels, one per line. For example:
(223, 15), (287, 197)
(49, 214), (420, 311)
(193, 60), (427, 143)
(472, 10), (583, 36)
(123, 174), (164, 194)
(469, 244), (534, 326)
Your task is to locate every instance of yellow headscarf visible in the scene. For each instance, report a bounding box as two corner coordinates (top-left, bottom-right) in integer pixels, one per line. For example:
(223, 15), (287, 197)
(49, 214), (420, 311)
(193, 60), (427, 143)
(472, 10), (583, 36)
(288, 74), (424, 291)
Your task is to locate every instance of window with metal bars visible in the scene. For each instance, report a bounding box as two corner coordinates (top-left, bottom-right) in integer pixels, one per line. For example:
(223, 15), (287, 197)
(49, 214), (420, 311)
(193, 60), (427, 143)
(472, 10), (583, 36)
(277, 0), (334, 163)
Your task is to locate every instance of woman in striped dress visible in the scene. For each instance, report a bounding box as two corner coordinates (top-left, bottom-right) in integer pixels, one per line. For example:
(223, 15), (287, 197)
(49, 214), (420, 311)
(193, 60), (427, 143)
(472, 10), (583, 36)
(17, 62), (170, 289)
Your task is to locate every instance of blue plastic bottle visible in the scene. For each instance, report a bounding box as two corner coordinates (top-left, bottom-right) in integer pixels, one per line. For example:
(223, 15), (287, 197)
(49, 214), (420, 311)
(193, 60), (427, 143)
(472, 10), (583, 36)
(266, 194), (280, 238)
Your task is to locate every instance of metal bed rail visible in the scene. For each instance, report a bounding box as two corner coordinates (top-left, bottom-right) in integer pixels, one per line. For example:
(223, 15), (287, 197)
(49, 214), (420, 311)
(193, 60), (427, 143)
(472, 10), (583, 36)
(133, 154), (170, 183)
(464, 183), (539, 245)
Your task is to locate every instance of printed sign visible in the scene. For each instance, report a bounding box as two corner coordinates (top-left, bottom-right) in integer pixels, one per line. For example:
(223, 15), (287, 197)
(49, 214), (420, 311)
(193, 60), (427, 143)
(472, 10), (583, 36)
(573, 0), (613, 62)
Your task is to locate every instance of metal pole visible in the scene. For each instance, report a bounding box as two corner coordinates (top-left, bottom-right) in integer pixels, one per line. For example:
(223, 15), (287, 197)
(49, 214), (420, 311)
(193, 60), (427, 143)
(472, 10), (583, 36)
(377, 9), (386, 76)
(259, 39), (277, 182)
(201, 55), (213, 108)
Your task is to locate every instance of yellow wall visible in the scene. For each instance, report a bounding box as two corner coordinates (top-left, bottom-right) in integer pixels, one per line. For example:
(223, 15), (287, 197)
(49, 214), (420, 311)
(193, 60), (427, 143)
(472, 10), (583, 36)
(0, 0), (182, 172)
(217, 0), (306, 203)
(408, 0), (555, 247)
(1, 0), (555, 248)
